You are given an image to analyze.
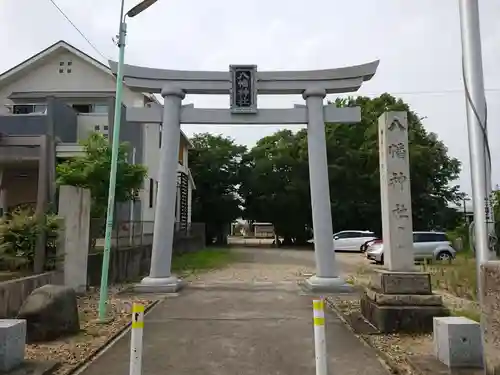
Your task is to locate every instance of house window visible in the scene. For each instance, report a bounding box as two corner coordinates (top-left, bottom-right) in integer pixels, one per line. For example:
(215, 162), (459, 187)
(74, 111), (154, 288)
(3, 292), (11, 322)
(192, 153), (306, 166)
(93, 104), (108, 113)
(94, 125), (100, 131)
(149, 178), (154, 208)
(73, 104), (92, 113)
(102, 125), (109, 138)
(159, 125), (162, 148)
(58, 61), (73, 74)
(72, 104), (108, 114)
(12, 104), (47, 114)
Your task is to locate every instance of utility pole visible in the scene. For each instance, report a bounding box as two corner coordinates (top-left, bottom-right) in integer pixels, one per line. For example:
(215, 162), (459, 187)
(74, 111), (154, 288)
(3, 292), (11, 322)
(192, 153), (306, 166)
(458, 0), (495, 269)
(458, 0), (496, 372)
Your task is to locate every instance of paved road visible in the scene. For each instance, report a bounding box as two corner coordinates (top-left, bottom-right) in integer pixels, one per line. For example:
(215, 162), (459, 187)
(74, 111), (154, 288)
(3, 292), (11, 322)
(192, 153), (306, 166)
(80, 248), (387, 375)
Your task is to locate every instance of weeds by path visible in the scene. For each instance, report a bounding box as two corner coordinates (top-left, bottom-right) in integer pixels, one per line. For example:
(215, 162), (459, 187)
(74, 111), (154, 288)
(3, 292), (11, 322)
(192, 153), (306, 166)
(172, 248), (238, 276)
(420, 253), (477, 301)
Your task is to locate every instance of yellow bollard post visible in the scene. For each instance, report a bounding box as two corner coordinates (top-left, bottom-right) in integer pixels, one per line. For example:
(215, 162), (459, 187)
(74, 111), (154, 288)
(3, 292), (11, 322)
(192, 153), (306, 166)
(130, 303), (144, 375)
(313, 299), (327, 375)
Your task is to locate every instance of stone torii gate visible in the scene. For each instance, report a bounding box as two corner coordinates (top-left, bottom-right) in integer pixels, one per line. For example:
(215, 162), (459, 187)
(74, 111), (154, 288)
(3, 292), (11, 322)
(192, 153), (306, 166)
(110, 60), (379, 292)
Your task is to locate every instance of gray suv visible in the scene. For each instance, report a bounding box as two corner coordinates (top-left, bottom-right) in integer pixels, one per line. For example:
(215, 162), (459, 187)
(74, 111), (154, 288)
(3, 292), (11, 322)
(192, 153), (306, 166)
(366, 231), (456, 264)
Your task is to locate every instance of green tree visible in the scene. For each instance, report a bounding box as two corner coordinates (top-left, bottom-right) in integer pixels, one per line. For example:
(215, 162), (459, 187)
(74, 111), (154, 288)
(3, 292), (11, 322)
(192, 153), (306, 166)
(56, 132), (147, 219)
(328, 93), (463, 233)
(189, 133), (247, 245)
(493, 186), (500, 224)
(240, 93), (463, 241)
(239, 129), (312, 244)
(492, 186), (500, 255)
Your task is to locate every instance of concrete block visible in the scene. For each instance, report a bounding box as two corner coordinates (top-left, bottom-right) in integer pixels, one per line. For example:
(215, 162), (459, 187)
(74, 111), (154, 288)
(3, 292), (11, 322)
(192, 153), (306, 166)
(480, 261), (500, 374)
(433, 316), (483, 368)
(369, 270), (432, 295)
(0, 319), (26, 371)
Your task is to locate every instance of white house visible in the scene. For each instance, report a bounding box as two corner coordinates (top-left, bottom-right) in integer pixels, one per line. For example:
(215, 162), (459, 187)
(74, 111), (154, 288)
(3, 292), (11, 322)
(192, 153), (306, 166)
(0, 40), (195, 228)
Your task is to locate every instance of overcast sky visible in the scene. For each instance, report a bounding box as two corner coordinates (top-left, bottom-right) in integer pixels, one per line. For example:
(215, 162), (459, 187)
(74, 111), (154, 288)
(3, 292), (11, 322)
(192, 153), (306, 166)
(1, 0), (499, 196)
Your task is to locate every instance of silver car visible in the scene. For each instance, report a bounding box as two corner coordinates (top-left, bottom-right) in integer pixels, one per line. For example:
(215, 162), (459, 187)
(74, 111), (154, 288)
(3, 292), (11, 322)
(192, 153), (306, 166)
(366, 231), (456, 264)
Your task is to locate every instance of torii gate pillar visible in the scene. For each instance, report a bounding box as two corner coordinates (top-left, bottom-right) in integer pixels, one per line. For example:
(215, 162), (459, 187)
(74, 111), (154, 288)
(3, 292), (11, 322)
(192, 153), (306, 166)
(303, 88), (347, 291)
(139, 86), (185, 291)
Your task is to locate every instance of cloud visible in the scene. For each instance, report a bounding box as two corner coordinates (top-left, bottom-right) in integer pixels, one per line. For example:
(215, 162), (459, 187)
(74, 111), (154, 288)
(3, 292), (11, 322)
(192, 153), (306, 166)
(1, 0), (499, 195)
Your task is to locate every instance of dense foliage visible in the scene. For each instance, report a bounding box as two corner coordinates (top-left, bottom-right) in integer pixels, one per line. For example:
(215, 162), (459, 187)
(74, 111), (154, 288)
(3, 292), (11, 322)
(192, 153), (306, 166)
(189, 94), (464, 244)
(189, 133), (247, 245)
(0, 208), (60, 271)
(56, 132), (147, 219)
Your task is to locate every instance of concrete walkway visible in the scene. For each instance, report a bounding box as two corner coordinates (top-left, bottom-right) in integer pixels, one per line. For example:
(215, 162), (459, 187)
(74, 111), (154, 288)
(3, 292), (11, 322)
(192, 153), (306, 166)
(80, 249), (388, 375)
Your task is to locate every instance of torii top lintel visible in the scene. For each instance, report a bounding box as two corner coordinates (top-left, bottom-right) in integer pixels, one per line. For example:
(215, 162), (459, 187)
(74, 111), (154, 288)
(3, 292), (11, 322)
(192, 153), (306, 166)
(108, 60), (379, 95)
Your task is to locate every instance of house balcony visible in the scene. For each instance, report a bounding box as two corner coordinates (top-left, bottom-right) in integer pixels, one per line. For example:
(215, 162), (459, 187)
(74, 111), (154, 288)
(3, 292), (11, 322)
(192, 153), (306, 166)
(0, 99), (78, 142)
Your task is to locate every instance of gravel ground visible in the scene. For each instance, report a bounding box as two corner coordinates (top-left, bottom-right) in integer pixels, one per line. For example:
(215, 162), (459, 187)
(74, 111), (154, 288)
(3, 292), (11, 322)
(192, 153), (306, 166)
(328, 295), (433, 375)
(21, 248), (481, 375)
(331, 253), (483, 375)
(186, 248), (316, 284)
(24, 286), (154, 375)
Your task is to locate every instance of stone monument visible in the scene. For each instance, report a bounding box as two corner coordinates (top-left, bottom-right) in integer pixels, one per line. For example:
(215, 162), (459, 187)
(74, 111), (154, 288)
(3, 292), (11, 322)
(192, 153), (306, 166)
(111, 60), (380, 293)
(360, 111), (448, 333)
(58, 185), (91, 293)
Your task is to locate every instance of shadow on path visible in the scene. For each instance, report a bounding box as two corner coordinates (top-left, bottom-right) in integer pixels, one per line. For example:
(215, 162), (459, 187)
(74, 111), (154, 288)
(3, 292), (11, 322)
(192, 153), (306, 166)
(79, 248), (388, 375)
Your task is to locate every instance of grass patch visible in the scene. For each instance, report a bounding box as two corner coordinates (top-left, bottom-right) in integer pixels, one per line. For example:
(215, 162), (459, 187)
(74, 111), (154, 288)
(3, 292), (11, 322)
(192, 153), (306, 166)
(172, 248), (237, 275)
(420, 256), (477, 301)
(345, 276), (355, 285)
(451, 308), (481, 322)
(353, 254), (478, 302)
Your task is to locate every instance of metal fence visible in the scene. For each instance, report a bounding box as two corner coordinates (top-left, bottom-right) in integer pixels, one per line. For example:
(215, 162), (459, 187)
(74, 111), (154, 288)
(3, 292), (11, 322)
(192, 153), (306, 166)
(89, 219), (154, 252)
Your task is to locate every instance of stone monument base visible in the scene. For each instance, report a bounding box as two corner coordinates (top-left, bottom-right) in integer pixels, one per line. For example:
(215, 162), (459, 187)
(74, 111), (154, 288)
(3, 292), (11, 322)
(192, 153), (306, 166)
(133, 275), (185, 293)
(360, 270), (448, 333)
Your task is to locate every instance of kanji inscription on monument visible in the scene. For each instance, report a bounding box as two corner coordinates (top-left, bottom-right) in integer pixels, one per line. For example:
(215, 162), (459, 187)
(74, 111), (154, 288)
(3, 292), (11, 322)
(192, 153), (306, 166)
(379, 112), (414, 271)
(230, 65), (257, 113)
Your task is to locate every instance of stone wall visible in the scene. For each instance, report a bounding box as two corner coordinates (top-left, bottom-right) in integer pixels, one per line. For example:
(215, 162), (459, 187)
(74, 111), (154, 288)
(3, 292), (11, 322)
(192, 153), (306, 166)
(173, 226), (206, 254)
(480, 261), (500, 375)
(0, 271), (62, 318)
(87, 246), (152, 286)
(86, 229), (206, 286)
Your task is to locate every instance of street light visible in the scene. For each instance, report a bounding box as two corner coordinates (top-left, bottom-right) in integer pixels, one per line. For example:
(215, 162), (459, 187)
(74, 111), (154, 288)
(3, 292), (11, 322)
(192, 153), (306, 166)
(98, 0), (158, 322)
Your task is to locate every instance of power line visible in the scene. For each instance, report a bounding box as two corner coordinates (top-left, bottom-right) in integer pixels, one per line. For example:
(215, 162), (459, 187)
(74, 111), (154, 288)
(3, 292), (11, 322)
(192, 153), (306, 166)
(357, 88), (500, 97)
(47, 0), (109, 61)
(42, 0), (500, 101)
